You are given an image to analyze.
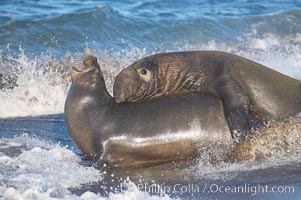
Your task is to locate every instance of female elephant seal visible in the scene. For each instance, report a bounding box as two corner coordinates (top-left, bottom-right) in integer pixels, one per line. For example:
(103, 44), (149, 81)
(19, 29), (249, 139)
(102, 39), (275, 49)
(113, 51), (301, 143)
(64, 55), (233, 167)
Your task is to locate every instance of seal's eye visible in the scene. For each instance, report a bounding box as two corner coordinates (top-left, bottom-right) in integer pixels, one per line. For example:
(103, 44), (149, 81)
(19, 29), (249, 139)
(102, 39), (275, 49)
(140, 69), (147, 75)
(138, 68), (152, 82)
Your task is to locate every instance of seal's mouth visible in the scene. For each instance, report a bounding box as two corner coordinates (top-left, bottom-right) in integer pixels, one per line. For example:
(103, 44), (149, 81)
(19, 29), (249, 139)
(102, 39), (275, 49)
(71, 53), (96, 74)
(72, 66), (82, 72)
(71, 62), (95, 73)
(70, 55), (101, 82)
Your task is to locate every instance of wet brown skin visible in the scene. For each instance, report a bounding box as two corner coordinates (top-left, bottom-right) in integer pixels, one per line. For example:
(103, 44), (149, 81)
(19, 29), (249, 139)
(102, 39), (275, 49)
(64, 55), (233, 168)
(113, 51), (301, 143)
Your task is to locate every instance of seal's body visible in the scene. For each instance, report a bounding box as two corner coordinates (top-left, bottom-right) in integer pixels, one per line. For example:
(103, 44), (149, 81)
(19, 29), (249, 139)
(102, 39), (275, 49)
(64, 55), (232, 167)
(113, 51), (301, 143)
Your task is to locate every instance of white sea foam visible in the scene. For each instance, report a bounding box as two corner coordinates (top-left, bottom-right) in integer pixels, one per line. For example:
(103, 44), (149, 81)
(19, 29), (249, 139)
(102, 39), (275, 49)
(0, 49), (71, 118)
(0, 135), (174, 200)
(193, 117), (301, 180)
(239, 33), (301, 79)
(0, 135), (100, 199)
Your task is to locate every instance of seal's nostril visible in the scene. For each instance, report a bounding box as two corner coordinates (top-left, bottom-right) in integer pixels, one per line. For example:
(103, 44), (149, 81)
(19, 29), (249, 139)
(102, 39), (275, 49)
(114, 91), (127, 103)
(114, 96), (125, 103)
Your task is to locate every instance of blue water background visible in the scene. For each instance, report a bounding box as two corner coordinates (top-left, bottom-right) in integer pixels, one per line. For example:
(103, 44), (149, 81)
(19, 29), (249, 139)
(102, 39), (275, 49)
(1, 0), (301, 57)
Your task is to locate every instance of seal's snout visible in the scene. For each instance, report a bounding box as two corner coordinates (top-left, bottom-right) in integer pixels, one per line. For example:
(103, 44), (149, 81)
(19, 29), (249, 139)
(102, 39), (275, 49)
(83, 55), (97, 67)
(114, 91), (126, 103)
(113, 67), (140, 103)
(83, 55), (100, 72)
(71, 55), (103, 83)
(72, 66), (81, 72)
(113, 76), (131, 103)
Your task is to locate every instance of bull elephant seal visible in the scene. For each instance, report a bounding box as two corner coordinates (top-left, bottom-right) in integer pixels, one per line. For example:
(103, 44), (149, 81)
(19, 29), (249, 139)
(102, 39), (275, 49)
(64, 55), (233, 167)
(113, 51), (301, 143)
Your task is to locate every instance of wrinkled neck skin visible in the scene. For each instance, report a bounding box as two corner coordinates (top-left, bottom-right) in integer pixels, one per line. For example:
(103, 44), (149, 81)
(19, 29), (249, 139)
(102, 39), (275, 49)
(152, 60), (208, 99)
(130, 52), (222, 102)
(131, 67), (161, 101)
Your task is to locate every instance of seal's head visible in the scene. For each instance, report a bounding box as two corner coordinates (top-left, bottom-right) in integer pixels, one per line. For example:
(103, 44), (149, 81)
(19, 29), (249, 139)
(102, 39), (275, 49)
(113, 52), (204, 103)
(113, 57), (158, 103)
(71, 55), (103, 91)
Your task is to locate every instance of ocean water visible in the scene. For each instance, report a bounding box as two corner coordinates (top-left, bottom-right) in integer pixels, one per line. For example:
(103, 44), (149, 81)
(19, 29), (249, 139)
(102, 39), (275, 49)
(0, 0), (301, 199)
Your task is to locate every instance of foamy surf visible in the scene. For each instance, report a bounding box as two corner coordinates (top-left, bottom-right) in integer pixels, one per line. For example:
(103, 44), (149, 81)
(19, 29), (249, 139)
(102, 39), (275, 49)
(0, 135), (176, 200)
(0, 49), (71, 118)
(194, 117), (301, 181)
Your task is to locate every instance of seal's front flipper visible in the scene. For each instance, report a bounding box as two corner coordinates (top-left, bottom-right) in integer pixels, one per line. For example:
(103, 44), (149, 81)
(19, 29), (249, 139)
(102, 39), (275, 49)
(217, 76), (251, 144)
(93, 159), (110, 169)
(91, 150), (110, 169)
(225, 105), (250, 144)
